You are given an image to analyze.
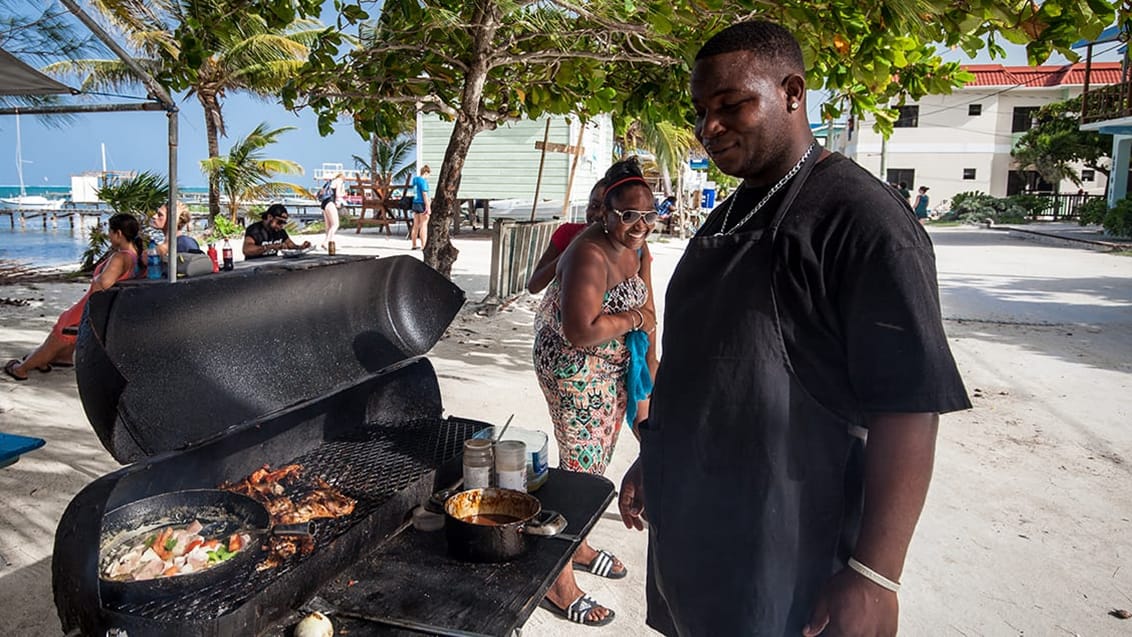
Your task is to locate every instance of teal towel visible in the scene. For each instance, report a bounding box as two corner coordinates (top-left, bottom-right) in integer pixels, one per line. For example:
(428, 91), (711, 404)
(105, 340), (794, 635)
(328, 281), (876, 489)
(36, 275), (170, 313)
(625, 329), (653, 427)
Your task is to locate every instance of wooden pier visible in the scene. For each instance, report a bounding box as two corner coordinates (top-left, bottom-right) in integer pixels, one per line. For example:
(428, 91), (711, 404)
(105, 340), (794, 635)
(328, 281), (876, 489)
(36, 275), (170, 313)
(0, 206), (106, 229)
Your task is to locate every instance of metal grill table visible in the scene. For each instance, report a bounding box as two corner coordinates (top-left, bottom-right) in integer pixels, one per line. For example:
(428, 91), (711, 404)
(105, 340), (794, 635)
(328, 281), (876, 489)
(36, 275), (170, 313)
(307, 469), (616, 636)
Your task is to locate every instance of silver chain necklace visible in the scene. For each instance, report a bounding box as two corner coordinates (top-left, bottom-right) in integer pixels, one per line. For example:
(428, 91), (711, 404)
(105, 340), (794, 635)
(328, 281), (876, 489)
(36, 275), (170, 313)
(716, 141), (817, 236)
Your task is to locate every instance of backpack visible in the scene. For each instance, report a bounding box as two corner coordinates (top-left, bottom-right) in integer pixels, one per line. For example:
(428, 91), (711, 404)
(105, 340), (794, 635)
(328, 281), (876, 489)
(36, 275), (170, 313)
(317, 180), (335, 205)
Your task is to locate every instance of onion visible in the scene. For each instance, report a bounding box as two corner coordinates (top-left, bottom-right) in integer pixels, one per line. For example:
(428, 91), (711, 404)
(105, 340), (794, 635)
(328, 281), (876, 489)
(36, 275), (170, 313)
(294, 611), (334, 637)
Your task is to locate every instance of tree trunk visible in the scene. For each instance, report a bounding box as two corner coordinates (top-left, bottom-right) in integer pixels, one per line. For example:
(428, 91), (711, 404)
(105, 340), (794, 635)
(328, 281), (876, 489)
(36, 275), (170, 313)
(198, 91), (224, 222)
(423, 1), (500, 277)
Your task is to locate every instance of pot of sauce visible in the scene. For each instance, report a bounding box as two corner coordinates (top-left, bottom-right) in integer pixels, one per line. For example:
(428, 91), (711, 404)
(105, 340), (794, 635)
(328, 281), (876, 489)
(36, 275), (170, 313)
(443, 488), (566, 562)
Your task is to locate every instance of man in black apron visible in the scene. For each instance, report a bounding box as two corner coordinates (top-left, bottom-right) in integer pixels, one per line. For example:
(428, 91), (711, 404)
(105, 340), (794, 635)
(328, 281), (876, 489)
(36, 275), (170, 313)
(618, 21), (971, 636)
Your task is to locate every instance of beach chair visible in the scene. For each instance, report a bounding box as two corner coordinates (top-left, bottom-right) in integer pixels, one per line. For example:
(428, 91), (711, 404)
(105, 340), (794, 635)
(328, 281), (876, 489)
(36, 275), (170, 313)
(0, 432), (45, 468)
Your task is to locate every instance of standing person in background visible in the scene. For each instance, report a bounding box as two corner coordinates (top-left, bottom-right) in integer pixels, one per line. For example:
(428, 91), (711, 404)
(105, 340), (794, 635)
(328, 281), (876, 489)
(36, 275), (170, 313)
(913, 185), (930, 222)
(526, 178), (608, 294)
(533, 158), (659, 627)
(617, 20), (969, 636)
(409, 165), (431, 250)
(319, 172), (345, 255)
(4, 214), (143, 381)
(898, 181), (912, 205)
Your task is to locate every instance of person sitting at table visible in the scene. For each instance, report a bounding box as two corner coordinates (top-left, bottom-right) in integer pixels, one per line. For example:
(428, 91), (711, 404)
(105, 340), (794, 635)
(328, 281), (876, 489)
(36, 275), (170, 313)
(142, 203), (168, 258)
(173, 202), (202, 253)
(4, 213), (143, 381)
(242, 204), (311, 259)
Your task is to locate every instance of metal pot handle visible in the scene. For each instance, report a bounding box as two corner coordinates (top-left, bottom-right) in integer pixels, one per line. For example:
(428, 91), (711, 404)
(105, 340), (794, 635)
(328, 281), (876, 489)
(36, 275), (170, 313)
(271, 522), (312, 537)
(521, 509), (567, 537)
(427, 488), (459, 514)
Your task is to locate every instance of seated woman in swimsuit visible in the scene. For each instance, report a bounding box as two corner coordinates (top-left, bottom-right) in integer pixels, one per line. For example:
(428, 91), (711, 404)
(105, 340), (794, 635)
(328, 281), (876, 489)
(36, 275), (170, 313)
(4, 213), (144, 381)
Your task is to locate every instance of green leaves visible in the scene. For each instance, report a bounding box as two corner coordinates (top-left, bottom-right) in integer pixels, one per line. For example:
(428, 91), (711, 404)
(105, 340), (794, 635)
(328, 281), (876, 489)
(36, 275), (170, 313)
(1012, 96), (1112, 186)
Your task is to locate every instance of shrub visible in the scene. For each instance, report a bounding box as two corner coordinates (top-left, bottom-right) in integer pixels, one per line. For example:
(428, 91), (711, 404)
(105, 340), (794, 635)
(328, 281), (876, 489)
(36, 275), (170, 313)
(949, 191), (1029, 225)
(1006, 194), (1053, 218)
(80, 222), (110, 273)
(1102, 198), (1132, 238)
(208, 215), (244, 241)
(1076, 198), (1107, 226)
(96, 172), (169, 219)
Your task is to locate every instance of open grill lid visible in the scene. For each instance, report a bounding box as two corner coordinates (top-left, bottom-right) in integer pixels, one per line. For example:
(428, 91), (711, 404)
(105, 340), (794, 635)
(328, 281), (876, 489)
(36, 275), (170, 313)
(75, 256), (465, 464)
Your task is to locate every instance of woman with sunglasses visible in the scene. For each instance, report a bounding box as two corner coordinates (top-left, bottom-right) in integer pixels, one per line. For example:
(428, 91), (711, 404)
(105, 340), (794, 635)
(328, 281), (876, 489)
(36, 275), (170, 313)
(533, 157), (659, 627)
(4, 213), (143, 381)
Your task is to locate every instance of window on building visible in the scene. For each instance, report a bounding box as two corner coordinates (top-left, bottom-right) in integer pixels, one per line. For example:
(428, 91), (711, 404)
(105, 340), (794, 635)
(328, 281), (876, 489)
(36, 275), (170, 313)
(1012, 106), (1040, 132)
(968, 104), (982, 116)
(886, 169), (915, 191)
(894, 105), (919, 128)
(963, 168), (977, 180)
(1081, 169), (1095, 182)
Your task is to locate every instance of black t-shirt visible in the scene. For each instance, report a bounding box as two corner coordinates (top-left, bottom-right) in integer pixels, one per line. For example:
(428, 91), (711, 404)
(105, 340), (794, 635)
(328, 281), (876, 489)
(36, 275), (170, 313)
(244, 221), (289, 258)
(700, 153), (970, 416)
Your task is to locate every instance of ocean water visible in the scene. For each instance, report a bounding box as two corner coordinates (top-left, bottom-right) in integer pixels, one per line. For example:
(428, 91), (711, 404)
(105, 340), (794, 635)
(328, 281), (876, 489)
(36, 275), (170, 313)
(0, 217), (99, 267)
(0, 185), (209, 269)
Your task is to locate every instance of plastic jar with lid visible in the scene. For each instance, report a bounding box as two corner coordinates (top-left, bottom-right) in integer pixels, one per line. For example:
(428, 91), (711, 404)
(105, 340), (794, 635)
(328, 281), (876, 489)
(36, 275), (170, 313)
(495, 440), (527, 492)
(463, 439), (494, 490)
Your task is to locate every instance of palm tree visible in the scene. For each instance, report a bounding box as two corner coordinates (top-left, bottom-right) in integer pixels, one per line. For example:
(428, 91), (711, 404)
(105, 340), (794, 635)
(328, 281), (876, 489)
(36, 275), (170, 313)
(619, 118), (697, 195)
(42, 0), (323, 220)
(351, 134), (415, 192)
(199, 122), (307, 222)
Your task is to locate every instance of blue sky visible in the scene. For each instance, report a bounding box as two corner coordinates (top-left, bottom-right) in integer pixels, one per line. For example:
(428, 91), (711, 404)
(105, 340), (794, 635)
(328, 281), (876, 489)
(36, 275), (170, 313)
(0, 32), (1121, 190)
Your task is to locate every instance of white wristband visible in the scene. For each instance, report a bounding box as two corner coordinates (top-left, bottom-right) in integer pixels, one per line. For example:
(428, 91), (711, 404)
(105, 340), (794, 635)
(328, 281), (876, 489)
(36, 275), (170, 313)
(847, 557), (901, 593)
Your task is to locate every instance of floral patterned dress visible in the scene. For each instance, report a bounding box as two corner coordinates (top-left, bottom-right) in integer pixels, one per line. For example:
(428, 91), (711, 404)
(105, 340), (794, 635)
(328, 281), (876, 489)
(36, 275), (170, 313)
(534, 275), (649, 475)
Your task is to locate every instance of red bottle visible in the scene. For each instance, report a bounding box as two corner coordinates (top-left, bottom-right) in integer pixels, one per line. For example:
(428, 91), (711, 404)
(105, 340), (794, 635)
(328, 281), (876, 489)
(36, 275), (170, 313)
(206, 243), (219, 273)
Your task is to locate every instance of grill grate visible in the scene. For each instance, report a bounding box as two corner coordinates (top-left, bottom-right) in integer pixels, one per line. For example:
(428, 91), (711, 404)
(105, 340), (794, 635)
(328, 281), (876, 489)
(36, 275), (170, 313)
(105, 417), (483, 620)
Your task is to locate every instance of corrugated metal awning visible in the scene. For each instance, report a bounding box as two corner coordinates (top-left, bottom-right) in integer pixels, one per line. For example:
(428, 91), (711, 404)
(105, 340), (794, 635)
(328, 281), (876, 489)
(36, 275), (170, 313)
(0, 47), (75, 96)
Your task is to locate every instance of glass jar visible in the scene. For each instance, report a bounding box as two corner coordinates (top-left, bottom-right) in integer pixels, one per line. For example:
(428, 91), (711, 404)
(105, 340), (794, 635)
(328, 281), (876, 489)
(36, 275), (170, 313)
(495, 440), (527, 492)
(463, 439), (494, 490)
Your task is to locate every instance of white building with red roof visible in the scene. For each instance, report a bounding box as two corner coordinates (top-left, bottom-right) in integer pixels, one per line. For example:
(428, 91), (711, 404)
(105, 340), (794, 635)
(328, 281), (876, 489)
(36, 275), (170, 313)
(850, 62), (1122, 211)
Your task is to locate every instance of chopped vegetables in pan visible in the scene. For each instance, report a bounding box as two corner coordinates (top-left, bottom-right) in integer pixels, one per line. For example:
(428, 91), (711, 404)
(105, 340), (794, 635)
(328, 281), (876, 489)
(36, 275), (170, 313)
(101, 519), (253, 582)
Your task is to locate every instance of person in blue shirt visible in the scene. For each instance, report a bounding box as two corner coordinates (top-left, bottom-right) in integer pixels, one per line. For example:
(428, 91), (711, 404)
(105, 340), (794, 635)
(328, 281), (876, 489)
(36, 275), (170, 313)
(409, 165), (431, 250)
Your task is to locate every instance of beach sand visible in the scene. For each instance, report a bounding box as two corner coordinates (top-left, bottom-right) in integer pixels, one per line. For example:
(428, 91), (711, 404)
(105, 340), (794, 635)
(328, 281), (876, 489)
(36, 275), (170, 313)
(3, 226), (1131, 636)
(0, 228), (681, 635)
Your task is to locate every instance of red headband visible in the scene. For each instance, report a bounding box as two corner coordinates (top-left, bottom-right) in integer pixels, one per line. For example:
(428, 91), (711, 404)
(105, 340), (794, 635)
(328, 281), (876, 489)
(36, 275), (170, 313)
(603, 176), (649, 200)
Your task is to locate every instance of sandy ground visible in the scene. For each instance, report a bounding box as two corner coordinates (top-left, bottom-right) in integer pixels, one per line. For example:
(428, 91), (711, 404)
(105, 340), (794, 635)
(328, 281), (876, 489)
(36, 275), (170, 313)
(1, 225), (1131, 636)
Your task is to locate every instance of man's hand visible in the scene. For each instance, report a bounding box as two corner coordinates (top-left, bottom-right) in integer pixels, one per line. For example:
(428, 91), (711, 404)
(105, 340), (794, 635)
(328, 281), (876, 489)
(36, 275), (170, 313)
(802, 569), (898, 637)
(301, 241), (312, 249)
(618, 457), (646, 531)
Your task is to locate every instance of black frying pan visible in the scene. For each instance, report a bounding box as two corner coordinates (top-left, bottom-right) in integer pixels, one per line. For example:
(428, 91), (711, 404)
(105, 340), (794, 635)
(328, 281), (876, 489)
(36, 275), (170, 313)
(98, 489), (308, 604)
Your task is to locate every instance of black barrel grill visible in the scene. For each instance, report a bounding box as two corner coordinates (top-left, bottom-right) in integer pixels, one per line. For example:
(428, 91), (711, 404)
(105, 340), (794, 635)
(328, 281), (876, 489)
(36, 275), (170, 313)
(53, 256), (493, 636)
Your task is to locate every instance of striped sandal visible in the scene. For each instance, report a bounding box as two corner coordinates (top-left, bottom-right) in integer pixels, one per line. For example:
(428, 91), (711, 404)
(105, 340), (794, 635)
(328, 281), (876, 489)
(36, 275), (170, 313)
(539, 593), (615, 627)
(572, 549), (627, 579)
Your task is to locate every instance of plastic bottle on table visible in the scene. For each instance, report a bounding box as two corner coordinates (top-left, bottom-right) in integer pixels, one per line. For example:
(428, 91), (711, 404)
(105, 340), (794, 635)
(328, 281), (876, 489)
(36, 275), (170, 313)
(221, 239), (234, 271)
(206, 243), (219, 273)
(462, 439), (494, 491)
(495, 440), (527, 492)
(146, 240), (162, 280)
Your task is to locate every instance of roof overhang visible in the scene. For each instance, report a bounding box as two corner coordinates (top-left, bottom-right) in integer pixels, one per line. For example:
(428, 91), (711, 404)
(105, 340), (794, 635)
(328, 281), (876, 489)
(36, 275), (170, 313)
(0, 47), (76, 96)
(1080, 116), (1132, 133)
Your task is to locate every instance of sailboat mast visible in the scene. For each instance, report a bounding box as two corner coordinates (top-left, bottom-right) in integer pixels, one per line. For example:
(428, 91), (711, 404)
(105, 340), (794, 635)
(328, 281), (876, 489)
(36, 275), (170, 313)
(15, 112), (25, 198)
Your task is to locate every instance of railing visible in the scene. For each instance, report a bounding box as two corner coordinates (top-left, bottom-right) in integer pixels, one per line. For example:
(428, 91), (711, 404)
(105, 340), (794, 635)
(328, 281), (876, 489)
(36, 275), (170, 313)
(1082, 81), (1132, 124)
(485, 218), (561, 304)
(1027, 192), (1098, 221)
